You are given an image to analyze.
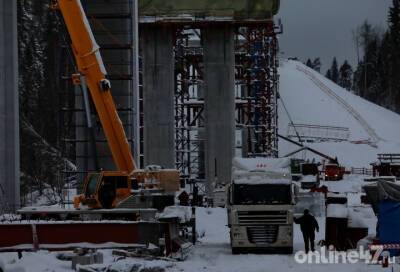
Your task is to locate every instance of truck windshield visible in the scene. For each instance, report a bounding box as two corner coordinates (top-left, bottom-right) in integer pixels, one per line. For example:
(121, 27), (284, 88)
(233, 184), (291, 205)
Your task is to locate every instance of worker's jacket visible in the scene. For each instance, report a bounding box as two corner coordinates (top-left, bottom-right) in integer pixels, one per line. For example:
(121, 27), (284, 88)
(294, 214), (319, 235)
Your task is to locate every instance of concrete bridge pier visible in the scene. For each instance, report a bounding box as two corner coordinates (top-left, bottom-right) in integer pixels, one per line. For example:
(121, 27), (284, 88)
(203, 25), (236, 198)
(141, 25), (176, 169)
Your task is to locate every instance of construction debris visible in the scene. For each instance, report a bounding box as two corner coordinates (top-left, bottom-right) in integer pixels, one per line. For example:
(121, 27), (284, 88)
(69, 249), (104, 270)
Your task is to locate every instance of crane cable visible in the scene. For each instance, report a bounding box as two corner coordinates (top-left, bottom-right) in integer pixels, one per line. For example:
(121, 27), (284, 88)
(278, 92), (302, 143)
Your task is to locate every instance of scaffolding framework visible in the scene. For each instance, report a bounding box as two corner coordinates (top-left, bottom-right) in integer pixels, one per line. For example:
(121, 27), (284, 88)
(236, 23), (279, 158)
(173, 23), (280, 185)
(174, 29), (205, 184)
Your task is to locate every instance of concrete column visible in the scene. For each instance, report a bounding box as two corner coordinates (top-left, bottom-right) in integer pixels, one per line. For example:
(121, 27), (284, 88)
(141, 25), (175, 168)
(0, 0), (19, 211)
(203, 26), (235, 198)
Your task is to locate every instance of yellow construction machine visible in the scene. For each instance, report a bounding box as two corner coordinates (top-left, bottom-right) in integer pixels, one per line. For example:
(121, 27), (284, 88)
(54, 0), (180, 209)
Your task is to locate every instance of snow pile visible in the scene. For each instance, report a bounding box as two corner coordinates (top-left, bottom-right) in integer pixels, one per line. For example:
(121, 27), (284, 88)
(321, 175), (366, 194)
(158, 206), (192, 223)
(348, 208), (369, 228)
(279, 60), (400, 167)
(195, 207), (229, 244)
(327, 204), (348, 218)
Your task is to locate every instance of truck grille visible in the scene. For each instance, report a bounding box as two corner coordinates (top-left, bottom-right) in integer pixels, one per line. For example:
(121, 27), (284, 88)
(237, 210), (287, 225)
(247, 225), (279, 244)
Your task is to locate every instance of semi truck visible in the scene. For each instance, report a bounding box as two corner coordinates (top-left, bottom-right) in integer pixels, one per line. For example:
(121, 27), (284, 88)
(227, 158), (295, 254)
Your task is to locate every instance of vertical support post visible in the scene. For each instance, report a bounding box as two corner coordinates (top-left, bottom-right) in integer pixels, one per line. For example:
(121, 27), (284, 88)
(0, 0), (20, 212)
(191, 206), (196, 245)
(141, 25), (175, 168)
(131, 0), (141, 167)
(203, 25), (235, 200)
(31, 224), (39, 251)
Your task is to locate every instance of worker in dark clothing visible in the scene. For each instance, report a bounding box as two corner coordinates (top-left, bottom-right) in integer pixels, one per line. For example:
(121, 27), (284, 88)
(294, 209), (319, 253)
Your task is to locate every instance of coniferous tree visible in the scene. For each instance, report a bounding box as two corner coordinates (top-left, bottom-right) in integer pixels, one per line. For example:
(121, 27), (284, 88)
(312, 58), (321, 73)
(352, 7), (400, 110)
(353, 21), (381, 99)
(17, 1), (75, 204)
(339, 61), (353, 90)
(389, 0), (400, 47)
(306, 59), (313, 68)
(389, 0), (400, 111)
(377, 32), (393, 109)
(329, 57), (339, 83)
(325, 69), (332, 80)
(356, 36), (380, 103)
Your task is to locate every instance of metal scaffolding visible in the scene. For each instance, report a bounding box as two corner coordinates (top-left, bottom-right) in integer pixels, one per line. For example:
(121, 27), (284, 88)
(236, 23), (279, 158)
(56, 1), (279, 190)
(174, 29), (205, 184)
(173, 23), (280, 187)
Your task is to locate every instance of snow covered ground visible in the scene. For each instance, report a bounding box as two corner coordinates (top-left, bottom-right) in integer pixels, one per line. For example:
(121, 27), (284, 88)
(0, 193), (390, 272)
(279, 60), (400, 167)
(0, 176), (388, 272)
(3, 60), (400, 271)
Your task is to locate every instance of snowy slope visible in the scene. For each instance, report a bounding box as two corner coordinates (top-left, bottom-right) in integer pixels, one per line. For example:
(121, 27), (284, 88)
(278, 60), (400, 167)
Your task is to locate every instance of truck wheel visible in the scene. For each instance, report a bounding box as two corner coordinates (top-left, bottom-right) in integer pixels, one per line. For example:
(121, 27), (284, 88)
(231, 247), (241, 254)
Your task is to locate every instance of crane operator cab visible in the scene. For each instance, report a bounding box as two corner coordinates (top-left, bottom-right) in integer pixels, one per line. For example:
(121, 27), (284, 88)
(74, 171), (131, 209)
(74, 169), (181, 210)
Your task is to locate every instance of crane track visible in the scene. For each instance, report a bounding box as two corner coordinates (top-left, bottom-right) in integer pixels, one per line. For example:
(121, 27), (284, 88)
(295, 65), (383, 144)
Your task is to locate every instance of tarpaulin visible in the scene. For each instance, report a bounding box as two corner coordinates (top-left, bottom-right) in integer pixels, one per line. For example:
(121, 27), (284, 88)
(378, 200), (400, 256)
(363, 180), (400, 214)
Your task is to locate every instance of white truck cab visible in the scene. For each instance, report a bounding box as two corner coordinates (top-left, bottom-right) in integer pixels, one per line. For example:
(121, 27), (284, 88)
(227, 158), (295, 254)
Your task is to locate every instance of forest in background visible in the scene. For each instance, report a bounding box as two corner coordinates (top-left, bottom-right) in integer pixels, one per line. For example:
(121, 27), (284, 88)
(18, 0), (75, 206)
(307, 0), (400, 113)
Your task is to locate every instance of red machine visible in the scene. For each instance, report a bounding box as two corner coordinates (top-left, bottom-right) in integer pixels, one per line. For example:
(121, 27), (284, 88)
(324, 164), (345, 181)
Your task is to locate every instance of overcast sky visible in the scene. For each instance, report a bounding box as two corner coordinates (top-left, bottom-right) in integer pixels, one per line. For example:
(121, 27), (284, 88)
(277, 0), (393, 72)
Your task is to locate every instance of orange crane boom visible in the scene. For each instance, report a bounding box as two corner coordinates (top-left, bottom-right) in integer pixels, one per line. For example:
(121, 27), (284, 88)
(57, 0), (136, 173)
(54, 0), (179, 210)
